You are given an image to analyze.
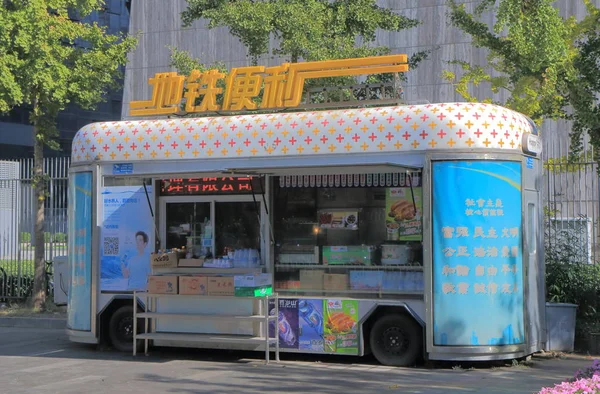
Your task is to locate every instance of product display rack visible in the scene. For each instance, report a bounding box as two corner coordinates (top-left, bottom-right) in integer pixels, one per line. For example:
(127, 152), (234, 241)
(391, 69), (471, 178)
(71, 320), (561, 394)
(133, 292), (280, 364)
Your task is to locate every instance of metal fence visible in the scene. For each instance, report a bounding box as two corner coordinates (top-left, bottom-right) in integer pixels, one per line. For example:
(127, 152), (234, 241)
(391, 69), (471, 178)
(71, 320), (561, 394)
(0, 157), (69, 301)
(543, 137), (599, 265)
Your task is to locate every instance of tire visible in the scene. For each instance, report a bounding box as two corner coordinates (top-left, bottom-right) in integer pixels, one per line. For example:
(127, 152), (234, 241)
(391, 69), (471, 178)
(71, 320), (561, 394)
(108, 305), (143, 353)
(370, 314), (422, 367)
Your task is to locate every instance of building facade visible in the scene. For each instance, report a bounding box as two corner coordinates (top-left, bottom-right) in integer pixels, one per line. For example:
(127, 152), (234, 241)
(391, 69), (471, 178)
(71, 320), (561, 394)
(0, 0), (132, 159)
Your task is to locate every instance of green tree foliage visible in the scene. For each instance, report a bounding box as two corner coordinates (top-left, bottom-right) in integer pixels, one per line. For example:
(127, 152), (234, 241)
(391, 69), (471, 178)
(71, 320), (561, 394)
(0, 0), (136, 309)
(182, 0), (420, 63)
(176, 0), (427, 107)
(443, 0), (600, 155)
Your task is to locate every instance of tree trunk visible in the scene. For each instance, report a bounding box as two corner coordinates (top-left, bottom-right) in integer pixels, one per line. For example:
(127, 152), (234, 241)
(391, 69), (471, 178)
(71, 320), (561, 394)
(32, 118), (47, 310)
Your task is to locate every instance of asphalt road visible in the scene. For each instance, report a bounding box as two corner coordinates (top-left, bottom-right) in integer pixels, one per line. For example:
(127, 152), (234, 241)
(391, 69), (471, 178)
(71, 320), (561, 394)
(0, 327), (594, 394)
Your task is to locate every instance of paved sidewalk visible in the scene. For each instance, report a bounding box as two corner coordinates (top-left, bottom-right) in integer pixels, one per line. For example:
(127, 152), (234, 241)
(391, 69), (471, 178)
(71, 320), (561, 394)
(0, 326), (596, 394)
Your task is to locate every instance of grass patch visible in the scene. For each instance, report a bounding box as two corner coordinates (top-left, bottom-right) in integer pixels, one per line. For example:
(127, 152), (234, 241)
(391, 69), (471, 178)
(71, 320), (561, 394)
(0, 300), (66, 317)
(0, 260), (34, 276)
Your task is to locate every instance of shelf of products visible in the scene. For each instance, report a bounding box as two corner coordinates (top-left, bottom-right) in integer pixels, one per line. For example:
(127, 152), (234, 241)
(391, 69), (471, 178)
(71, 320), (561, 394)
(133, 291), (280, 363)
(152, 267), (263, 275)
(274, 264), (423, 271)
(275, 289), (424, 298)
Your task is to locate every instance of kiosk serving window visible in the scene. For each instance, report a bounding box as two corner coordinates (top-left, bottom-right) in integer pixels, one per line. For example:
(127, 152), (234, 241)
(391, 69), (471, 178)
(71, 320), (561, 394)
(158, 178), (264, 267)
(273, 173), (424, 297)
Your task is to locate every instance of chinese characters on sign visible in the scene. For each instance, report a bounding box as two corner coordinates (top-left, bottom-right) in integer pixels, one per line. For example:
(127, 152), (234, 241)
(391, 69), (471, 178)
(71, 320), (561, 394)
(432, 161), (524, 346)
(159, 177), (265, 196)
(129, 55), (409, 116)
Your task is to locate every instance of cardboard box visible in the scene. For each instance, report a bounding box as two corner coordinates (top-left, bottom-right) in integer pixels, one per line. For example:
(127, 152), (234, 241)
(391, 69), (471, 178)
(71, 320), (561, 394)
(299, 270), (324, 290)
(234, 285), (273, 297)
(275, 280), (301, 290)
(207, 276), (234, 296)
(322, 246), (375, 265)
(150, 252), (179, 269)
(148, 275), (178, 294)
(178, 258), (205, 267)
(234, 273), (272, 288)
(350, 270), (384, 290)
(323, 273), (348, 290)
(178, 276), (208, 295)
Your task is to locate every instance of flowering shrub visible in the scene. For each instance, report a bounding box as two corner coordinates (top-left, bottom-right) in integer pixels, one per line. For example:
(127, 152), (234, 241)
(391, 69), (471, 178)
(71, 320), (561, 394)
(538, 360), (600, 394)
(573, 360), (600, 381)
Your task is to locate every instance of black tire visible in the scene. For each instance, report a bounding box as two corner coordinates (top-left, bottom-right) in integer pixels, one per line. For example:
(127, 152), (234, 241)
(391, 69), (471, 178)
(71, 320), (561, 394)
(370, 314), (422, 367)
(108, 305), (143, 353)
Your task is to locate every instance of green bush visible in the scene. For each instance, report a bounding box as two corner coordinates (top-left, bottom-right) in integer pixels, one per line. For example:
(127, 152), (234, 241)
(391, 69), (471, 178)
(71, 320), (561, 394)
(44, 232), (52, 243)
(545, 216), (600, 343)
(54, 232), (67, 243)
(20, 232), (31, 243)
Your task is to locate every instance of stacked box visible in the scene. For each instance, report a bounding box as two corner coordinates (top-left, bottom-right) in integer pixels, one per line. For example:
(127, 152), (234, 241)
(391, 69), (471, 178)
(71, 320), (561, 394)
(323, 274), (348, 290)
(207, 277), (234, 296)
(148, 275), (178, 294)
(150, 252), (178, 269)
(234, 273), (273, 297)
(299, 270), (324, 290)
(178, 276), (208, 295)
(349, 271), (384, 290)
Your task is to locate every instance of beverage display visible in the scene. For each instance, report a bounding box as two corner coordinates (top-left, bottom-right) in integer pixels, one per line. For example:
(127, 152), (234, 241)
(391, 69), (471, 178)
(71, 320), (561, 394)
(298, 299), (323, 335)
(278, 311), (296, 346)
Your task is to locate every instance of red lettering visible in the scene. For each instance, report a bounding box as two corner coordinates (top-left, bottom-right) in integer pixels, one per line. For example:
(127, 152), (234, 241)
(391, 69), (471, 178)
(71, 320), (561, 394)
(221, 183), (234, 192)
(202, 177), (218, 182)
(187, 184), (200, 193)
(238, 183), (251, 191)
(202, 184), (218, 192)
(167, 185), (184, 192)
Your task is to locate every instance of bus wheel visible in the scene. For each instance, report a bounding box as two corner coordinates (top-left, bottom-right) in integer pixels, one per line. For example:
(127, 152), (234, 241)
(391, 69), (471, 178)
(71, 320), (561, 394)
(108, 305), (142, 353)
(370, 314), (422, 367)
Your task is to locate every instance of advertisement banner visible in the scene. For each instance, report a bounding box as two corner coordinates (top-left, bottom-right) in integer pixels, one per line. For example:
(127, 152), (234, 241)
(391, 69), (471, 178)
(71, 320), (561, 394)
(298, 299), (325, 352)
(269, 298), (299, 349)
(100, 186), (154, 291)
(324, 299), (359, 354)
(385, 187), (422, 241)
(67, 172), (93, 331)
(432, 161), (524, 346)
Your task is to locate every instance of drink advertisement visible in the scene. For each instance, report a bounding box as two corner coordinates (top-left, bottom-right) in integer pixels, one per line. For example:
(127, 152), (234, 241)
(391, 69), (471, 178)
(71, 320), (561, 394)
(324, 299), (359, 354)
(298, 299), (324, 352)
(100, 185), (155, 292)
(385, 187), (422, 241)
(269, 298), (299, 349)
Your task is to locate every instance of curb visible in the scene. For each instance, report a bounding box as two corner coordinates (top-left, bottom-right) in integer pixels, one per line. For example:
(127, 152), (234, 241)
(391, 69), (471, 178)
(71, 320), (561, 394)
(0, 317), (66, 329)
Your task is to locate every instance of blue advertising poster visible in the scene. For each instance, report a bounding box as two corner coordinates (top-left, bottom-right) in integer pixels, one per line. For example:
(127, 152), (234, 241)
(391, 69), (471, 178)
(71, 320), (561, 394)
(100, 186), (154, 291)
(67, 172), (93, 331)
(269, 298), (300, 349)
(298, 299), (324, 352)
(432, 161), (524, 346)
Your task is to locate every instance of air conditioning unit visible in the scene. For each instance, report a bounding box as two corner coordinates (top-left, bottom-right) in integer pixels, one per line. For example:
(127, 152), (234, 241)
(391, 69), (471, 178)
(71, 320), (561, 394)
(547, 217), (594, 264)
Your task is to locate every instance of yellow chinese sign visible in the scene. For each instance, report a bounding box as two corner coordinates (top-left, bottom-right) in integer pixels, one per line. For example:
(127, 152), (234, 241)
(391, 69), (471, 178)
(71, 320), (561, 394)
(129, 55), (408, 116)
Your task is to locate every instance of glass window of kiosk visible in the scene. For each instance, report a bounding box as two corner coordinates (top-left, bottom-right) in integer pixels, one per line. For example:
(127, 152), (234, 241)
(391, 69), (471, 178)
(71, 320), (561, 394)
(273, 173), (424, 297)
(159, 177), (264, 266)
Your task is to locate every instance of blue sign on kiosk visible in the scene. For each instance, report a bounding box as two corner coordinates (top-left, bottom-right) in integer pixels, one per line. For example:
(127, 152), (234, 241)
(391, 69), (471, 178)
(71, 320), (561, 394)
(113, 163), (133, 175)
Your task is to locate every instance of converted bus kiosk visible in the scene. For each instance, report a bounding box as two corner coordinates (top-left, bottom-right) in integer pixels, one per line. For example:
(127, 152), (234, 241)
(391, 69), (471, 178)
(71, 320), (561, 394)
(66, 101), (545, 366)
